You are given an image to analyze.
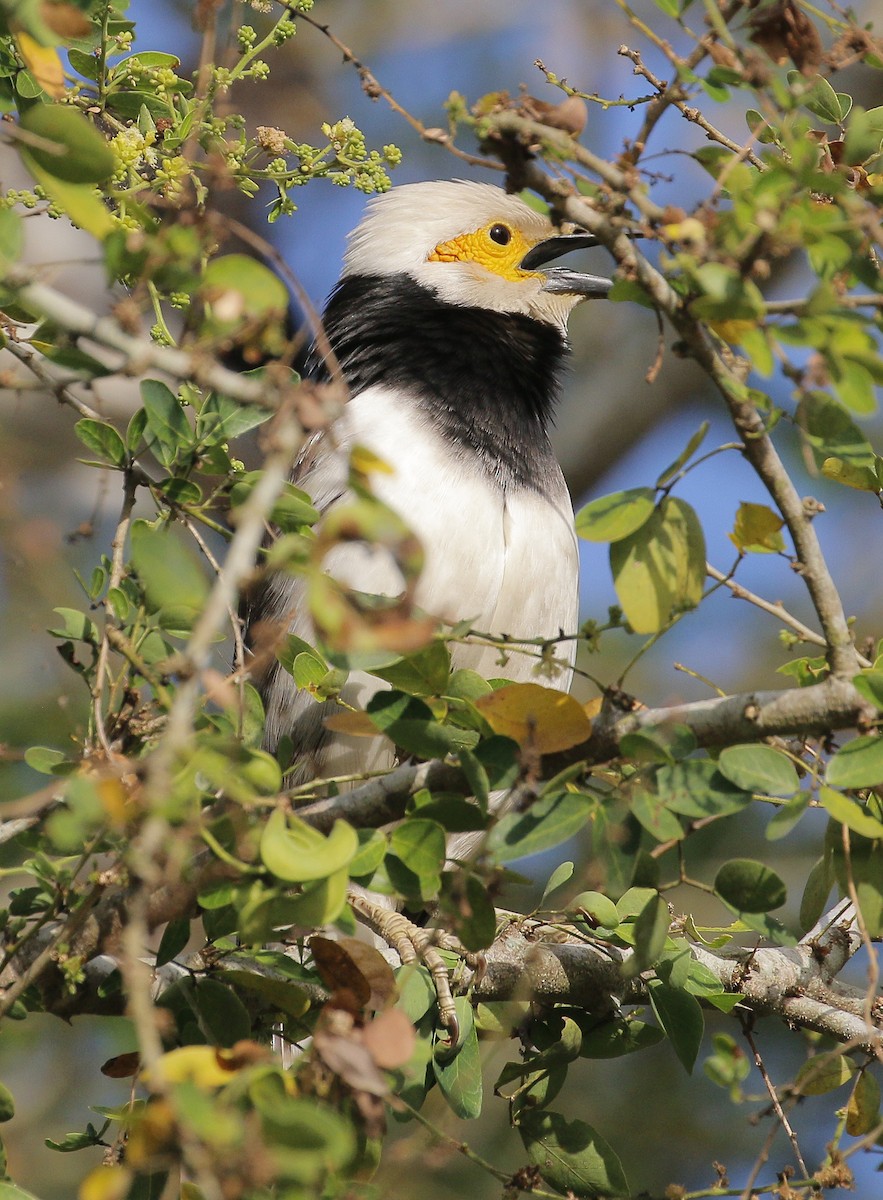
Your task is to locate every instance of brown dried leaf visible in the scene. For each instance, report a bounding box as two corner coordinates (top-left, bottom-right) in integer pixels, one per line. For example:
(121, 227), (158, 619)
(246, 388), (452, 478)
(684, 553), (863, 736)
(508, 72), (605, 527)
(748, 0), (822, 73)
(314, 1028), (389, 1096)
(309, 936), (372, 1008)
(334, 937), (398, 1010)
(221, 1040), (272, 1069)
(520, 94), (587, 136)
(40, 2), (92, 37)
(101, 1051), (141, 1078)
(323, 710), (382, 738)
(362, 1007), (416, 1069)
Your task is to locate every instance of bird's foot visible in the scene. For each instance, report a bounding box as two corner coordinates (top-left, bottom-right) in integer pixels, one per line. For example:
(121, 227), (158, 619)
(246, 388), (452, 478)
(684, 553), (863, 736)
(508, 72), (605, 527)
(347, 890), (462, 1044)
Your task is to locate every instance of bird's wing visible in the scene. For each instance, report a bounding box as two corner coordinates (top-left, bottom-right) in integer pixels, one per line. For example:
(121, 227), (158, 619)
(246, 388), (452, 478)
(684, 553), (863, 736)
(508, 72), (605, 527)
(246, 421), (406, 784)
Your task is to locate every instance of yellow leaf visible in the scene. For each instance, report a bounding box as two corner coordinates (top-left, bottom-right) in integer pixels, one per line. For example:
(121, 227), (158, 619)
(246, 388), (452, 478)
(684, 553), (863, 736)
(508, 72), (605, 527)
(20, 156), (115, 239)
(846, 1069), (881, 1135)
(706, 318), (755, 344)
(584, 697), (603, 719)
(14, 33), (64, 98)
(79, 1167), (133, 1200)
(729, 501), (785, 554)
(474, 682), (592, 754)
(96, 776), (128, 826)
(140, 1045), (236, 1091)
(350, 443), (394, 475)
(662, 217), (707, 247)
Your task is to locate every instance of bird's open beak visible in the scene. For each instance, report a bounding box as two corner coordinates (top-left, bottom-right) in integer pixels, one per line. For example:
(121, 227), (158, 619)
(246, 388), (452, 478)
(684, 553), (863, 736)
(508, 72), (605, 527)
(520, 233), (613, 298)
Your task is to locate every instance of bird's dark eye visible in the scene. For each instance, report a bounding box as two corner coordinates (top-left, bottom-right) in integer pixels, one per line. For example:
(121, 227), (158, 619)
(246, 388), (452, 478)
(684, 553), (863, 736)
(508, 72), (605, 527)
(488, 223), (512, 246)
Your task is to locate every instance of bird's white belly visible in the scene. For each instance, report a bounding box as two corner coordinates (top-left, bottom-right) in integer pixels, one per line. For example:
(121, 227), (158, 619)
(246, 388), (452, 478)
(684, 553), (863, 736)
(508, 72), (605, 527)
(327, 388), (578, 682)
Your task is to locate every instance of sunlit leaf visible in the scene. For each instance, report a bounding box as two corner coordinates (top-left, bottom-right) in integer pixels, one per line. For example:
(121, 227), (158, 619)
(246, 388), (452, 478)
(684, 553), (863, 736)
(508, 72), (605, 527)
(729, 501), (785, 554)
(575, 487), (656, 543)
(259, 809), (358, 883)
(610, 497), (705, 634)
(717, 744), (799, 796)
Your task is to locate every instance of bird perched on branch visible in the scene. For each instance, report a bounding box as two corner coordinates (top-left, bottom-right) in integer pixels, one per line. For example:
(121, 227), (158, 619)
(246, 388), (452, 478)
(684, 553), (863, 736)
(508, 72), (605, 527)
(248, 178), (611, 802)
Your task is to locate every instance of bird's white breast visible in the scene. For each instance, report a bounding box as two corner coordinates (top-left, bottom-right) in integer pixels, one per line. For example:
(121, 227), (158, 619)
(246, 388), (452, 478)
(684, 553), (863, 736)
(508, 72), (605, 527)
(322, 386), (579, 686)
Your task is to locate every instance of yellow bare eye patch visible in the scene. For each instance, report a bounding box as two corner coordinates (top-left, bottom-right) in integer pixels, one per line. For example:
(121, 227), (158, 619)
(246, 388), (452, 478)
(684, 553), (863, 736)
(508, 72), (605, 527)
(427, 222), (540, 282)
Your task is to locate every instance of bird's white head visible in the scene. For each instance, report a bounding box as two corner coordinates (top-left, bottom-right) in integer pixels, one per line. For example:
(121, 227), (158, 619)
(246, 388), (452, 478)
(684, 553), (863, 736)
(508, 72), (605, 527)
(342, 179), (611, 332)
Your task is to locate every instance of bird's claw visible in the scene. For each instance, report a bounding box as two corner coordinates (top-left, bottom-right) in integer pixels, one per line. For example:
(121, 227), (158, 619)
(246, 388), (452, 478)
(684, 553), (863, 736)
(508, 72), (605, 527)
(347, 890), (462, 1039)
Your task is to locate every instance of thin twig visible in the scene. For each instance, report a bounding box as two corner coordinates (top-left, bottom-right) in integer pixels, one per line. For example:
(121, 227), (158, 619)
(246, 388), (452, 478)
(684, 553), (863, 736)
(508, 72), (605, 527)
(295, 8), (502, 171)
(741, 1023), (811, 1181)
(706, 562), (872, 667)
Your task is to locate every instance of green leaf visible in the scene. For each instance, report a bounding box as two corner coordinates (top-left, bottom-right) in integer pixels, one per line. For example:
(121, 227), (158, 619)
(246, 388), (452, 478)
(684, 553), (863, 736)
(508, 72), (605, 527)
(130, 520), (208, 631)
(619, 723), (696, 765)
(575, 487), (656, 543)
(766, 790), (811, 841)
(717, 744), (799, 797)
(540, 861), (574, 906)
(610, 496), (706, 634)
(486, 792), (592, 863)
(829, 357), (877, 415)
(655, 421), (710, 488)
(48, 607), (99, 644)
(0, 1082), (14, 1123)
(366, 691), (476, 758)
(629, 893), (669, 974)
(67, 48), (100, 82)
(826, 734), (883, 788)
(155, 918), (190, 968)
(199, 254), (288, 333)
(570, 890), (619, 929)
(141, 379), (191, 468)
(580, 1018), (664, 1058)
(19, 105), (115, 183)
(22, 744), (64, 772)
(844, 104), (883, 164)
(395, 964), (436, 1026)
(348, 829), (387, 877)
(454, 874), (498, 952)
(852, 670), (883, 710)
(0, 207), (23, 272)
(792, 72), (846, 125)
(714, 858), (786, 913)
(231, 474), (320, 532)
(518, 1109), (629, 1198)
(827, 822), (883, 937)
(195, 392), (272, 444)
(799, 855), (834, 932)
(797, 393), (875, 471)
(433, 997), (482, 1119)
(795, 1054), (856, 1096)
(252, 1098), (356, 1181)
(655, 759), (752, 818)
(74, 418), (127, 467)
(371, 641), (451, 695)
(630, 787), (684, 842)
(647, 980), (704, 1073)
(259, 809), (358, 883)
(388, 819), (446, 882)
(262, 868), (350, 932)
(819, 786), (883, 838)
(187, 978), (251, 1048)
